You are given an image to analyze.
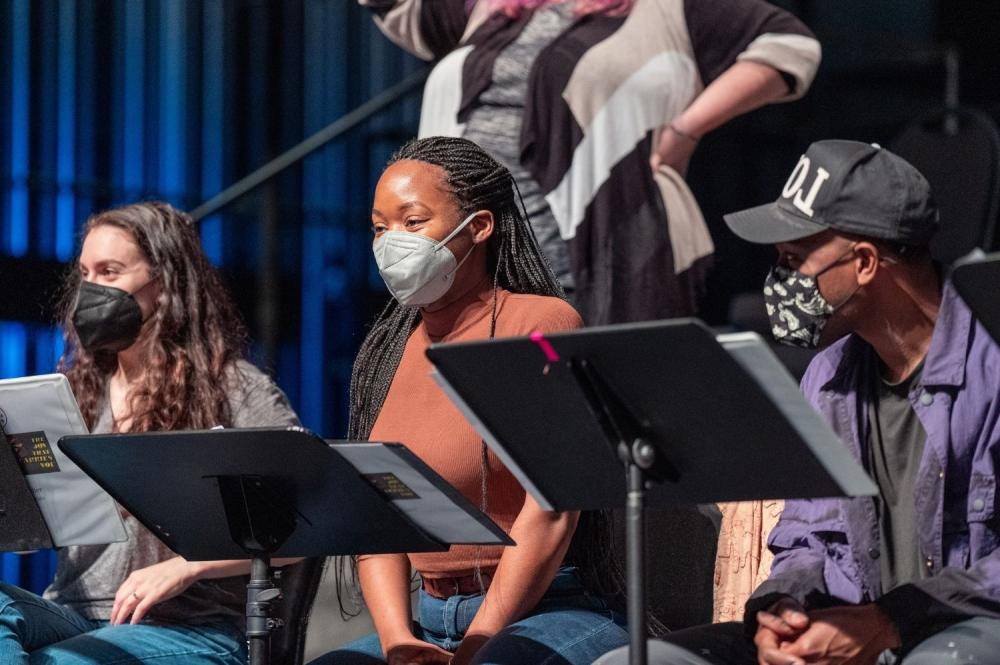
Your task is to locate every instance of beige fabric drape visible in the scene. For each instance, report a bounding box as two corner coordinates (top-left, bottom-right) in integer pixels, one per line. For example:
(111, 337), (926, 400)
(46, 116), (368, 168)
(713, 500), (784, 623)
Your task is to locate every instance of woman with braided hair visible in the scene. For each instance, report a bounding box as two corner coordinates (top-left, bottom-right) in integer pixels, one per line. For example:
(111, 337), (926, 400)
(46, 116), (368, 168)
(309, 136), (628, 665)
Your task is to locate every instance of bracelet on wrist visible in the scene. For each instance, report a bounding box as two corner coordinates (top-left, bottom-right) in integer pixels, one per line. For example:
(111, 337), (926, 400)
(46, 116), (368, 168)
(668, 122), (700, 143)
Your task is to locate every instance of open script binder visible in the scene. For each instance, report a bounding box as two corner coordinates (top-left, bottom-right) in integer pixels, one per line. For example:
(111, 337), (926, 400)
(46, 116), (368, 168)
(0, 374), (125, 550)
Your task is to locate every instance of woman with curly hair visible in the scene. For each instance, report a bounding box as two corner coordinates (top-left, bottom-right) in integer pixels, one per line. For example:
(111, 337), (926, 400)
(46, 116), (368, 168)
(0, 201), (300, 664)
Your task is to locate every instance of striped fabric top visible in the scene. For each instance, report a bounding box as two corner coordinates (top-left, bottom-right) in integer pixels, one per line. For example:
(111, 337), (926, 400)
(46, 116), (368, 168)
(361, 0), (821, 324)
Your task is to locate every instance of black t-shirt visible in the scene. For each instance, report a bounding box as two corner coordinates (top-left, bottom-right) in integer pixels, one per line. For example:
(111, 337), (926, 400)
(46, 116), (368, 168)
(867, 359), (929, 593)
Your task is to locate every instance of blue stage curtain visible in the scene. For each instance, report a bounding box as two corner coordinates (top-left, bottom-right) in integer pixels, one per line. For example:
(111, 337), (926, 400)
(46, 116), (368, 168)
(0, 0), (421, 592)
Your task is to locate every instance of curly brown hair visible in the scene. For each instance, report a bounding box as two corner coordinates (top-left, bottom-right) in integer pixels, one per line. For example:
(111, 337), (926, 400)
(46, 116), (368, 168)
(57, 202), (248, 432)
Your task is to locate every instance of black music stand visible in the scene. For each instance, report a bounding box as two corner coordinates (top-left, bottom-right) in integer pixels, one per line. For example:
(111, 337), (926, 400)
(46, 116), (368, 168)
(953, 250), (1000, 344)
(59, 428), (512, 665)
(426, 319), (876, 665)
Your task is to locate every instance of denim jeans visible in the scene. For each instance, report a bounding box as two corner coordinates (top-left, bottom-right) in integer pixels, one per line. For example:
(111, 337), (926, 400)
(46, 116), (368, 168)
(310, 567), (627, 665)
(0, 582), (247, 665)
(593, 618), (1000, 665)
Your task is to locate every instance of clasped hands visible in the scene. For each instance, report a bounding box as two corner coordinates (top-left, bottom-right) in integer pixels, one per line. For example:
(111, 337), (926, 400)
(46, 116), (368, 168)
(385, 639), (453, 665)
(385, 632), (490, 665)
(754, 597), (901, 665)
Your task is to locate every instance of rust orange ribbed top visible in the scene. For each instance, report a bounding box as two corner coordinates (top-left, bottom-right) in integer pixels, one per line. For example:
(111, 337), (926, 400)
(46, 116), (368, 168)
(367, 277), (582, 578)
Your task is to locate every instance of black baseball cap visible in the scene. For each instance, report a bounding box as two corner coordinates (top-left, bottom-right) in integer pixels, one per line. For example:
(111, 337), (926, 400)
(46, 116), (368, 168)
(724, 140), (939, 246)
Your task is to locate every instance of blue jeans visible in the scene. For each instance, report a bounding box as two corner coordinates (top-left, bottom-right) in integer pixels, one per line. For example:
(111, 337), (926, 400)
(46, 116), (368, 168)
(0, 582), (247, 665)
(593, 618), (1000, 665)
(310, 567), (627, 665)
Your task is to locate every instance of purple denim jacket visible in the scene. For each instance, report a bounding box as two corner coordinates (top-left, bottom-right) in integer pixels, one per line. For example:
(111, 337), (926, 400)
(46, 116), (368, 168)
(746, 282), (1000, 650)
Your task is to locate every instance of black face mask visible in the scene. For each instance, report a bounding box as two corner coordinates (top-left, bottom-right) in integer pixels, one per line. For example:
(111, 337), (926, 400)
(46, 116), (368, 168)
(72, 281), (148, 353)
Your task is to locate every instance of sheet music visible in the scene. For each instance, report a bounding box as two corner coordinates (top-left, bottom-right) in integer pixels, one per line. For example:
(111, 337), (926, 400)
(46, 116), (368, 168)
(0, 374), (127, 547)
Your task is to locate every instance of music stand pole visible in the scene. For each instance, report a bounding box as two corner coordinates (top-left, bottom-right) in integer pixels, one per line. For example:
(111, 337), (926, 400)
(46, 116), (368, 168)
(246, 553), (282, 665)
(570, 358), (680, 665)
(626, 461), (648, 665)
(216, 474), (298, 665)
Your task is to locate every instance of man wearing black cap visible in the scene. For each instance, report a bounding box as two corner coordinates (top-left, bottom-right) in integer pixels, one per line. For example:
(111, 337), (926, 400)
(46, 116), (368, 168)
(596, 140), (1000, 664)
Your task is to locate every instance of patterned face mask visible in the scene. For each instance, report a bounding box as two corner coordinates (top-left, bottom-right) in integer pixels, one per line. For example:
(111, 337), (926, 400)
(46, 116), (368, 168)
(763, 266), (834, 349)
(763, 245), (860, 349)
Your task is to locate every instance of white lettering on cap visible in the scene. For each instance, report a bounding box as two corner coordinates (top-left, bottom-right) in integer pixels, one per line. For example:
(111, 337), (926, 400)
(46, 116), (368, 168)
(781, 154), (830, 218)
(782, 155), (810, 198)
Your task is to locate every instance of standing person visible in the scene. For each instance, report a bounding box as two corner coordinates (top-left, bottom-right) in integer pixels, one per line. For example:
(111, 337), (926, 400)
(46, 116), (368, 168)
(360, 0), (821, 325)
(309, 136), (627, 665)
(0, 202), (301, 664)
(597, 141), (1000, 664)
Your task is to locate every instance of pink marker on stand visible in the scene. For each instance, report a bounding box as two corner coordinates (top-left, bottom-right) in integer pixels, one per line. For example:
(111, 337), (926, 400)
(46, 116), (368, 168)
(530, 330), (561, 362)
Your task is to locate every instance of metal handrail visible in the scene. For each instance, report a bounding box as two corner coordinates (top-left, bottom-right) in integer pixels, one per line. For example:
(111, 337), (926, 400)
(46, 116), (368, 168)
(191, 68), (429, 221)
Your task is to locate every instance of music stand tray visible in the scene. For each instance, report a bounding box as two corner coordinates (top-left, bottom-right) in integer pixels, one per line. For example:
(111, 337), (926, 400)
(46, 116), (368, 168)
(59, 427), (512, 665)
(953, 250), (1000, 344)
(426, 318), (875, 665)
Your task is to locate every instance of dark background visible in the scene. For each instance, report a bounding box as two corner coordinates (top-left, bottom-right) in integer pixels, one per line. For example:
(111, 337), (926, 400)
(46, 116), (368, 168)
(1, 0), (998, 592)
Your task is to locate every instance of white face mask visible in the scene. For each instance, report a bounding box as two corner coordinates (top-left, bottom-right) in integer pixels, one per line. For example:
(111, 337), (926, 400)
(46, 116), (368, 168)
(372, 212), (478, 307)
